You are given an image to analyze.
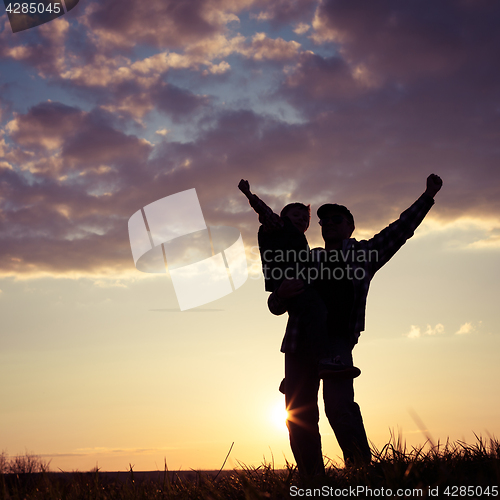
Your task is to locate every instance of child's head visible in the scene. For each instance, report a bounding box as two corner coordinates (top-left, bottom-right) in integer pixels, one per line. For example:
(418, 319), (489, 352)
(280, 203), (311, 233)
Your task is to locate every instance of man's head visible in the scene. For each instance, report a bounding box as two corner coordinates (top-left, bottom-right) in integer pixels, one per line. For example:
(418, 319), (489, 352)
(317, 204), (355, 248)
(281, 202), (311, 233)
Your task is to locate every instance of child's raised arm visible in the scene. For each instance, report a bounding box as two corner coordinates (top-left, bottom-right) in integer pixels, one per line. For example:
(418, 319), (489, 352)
(238, 179), (282, 230)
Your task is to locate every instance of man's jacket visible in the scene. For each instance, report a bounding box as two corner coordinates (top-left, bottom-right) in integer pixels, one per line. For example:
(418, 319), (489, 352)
(268, 193), (435, 353)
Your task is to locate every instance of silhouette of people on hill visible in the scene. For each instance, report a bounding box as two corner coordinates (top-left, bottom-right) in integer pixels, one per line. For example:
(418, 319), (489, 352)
(241, 174), (443, 477)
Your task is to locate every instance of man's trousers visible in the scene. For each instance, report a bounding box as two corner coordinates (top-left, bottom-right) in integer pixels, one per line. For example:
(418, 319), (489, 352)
(284, 336), (371, 476)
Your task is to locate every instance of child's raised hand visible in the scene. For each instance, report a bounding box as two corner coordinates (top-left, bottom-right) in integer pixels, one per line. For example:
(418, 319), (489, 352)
(238, 179), (251, 195)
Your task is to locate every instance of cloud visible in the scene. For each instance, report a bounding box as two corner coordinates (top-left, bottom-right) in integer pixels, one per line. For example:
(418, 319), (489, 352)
(0, 16), (69, 77)
(466, 228), (500, 250)
(4, 102), (152, 175)
(153, 83), (211, 121)
(1, 0), (500, 279)
(294, 22), (310, 35)
(0, 94), (498, 279)
(203, 60), (231, 75)
(455, 322), (474, 335)
(282, 51), (372, 104)
(80, 0), (236, 51)
(424, 324), (444, 336)
(56, 31), (300, 92)
(240, 33), (302, 61)
(310, 0), (500, 84)
(407, 325), (421, 339)
(0, 106), (327, 276)
(252, 0), (317, 26)
(95, 80), (211, 123)
(0, 131), (7, 157)
(156, 129), (170, 137)
(6, 102), (86, 152)
(3, 88), (498, 277)
(406, 323), (444, 339)
(0, 20), (300, 126)
(0, 100), (162, 276)
(406, 322), (482, 339)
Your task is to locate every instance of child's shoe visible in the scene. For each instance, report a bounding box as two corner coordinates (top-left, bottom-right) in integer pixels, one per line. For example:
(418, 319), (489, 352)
(279, 378), (286, 394)
(318, 356), (361, 380)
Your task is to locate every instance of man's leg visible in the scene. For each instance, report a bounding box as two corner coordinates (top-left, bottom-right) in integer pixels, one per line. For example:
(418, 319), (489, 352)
(323, 339), (371, 466)
(285, 352), (325, 477)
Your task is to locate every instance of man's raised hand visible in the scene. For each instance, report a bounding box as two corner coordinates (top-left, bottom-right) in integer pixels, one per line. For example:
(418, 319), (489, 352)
(425, 174), (443, 198)
(238, 179), (251, 196)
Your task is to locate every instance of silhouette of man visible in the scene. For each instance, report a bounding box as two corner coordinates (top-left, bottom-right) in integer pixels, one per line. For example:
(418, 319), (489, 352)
(268, 174), (443, 476)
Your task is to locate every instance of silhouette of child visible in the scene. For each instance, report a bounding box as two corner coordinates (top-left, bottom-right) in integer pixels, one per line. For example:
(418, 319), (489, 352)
(238, 179), (360, 382)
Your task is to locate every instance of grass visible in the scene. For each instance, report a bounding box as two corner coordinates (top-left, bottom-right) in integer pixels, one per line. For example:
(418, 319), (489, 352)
(1, 436), (499, 499)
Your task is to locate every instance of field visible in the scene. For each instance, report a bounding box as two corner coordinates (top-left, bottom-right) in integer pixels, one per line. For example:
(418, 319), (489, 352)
(1, 436), (499, 499)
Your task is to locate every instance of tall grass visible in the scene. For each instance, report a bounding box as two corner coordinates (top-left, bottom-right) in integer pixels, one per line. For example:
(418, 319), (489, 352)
(0, 451), (51, 475)
(1, 435), (499, 499)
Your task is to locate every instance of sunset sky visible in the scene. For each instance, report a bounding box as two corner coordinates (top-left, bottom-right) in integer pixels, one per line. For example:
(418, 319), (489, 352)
(1, 0), (499, 472)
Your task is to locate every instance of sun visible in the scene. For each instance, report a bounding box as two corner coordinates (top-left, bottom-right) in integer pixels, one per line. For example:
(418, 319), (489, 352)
(270, 400), (289, 430)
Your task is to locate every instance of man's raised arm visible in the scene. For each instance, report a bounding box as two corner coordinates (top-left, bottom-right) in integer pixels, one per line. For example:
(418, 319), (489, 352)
(363, 173), (443, 275)
(423, 173), (443, 199)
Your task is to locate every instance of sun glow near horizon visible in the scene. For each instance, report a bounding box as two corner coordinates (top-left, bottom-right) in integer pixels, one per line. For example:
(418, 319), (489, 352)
(270, 399), (289, 430)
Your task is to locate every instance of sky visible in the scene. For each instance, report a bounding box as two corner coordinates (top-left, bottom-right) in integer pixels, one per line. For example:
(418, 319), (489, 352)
(1, 0), (499, 472)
